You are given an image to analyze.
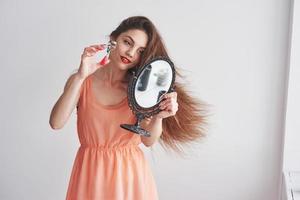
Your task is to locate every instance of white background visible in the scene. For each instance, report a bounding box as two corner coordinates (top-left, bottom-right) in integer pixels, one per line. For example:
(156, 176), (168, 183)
(284, 0), (300, 172)
(282, 0), (300, 199)
(0, 0), (293, 199)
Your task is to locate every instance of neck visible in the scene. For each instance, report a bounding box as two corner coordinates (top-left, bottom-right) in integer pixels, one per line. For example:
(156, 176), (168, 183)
(95, 62), (128, 86)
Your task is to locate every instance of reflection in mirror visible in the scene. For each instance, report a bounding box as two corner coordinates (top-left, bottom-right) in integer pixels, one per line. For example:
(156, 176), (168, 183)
(135, 60), (173, 108)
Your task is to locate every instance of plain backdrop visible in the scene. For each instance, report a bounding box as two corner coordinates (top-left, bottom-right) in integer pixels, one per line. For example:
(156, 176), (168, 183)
(284, 0), (300, 172)
(0, 0), (293, 199)
(281, 1), (299, 199)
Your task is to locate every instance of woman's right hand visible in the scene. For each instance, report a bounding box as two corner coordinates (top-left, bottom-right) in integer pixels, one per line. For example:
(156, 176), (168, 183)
(77, 44), (107, 79)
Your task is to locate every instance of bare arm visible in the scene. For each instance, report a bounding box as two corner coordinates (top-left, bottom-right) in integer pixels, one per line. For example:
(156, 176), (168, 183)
(49, 44), (107, 130)
(140, 116), (163, 147)
(49, 73), (85, 130)
(140, 92), (178, 147)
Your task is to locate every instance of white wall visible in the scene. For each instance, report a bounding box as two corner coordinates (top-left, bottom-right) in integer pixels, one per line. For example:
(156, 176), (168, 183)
(283, 0), (300, 172)
(0, 0), (292, 199)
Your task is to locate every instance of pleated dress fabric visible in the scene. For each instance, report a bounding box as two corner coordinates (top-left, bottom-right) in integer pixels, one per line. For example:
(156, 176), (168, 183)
(65, 74), (159, 200)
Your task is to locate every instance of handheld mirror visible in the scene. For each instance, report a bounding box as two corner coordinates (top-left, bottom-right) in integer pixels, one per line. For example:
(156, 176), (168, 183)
(120, 57), (176, 137)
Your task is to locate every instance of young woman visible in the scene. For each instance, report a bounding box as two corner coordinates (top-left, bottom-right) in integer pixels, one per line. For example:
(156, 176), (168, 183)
(49, 16), (208, 200)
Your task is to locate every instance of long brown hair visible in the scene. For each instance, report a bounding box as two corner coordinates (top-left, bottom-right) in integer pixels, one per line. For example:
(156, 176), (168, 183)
(110, 16), (211, 155)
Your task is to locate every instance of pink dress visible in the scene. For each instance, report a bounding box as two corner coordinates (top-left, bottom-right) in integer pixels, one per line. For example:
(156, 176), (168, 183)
(65, 74), (159, 200)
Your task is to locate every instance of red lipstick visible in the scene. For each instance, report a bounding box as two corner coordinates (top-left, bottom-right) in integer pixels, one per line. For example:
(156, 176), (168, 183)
(120, 56), (131, 64)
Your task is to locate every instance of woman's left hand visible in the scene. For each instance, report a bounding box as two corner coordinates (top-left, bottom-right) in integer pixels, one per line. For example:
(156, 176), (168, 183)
(156, 92), (178, 119)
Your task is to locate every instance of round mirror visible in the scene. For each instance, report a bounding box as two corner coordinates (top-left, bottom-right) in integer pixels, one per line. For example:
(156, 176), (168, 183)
(120, 57), (176, 137)
(135, 60), (173, 108)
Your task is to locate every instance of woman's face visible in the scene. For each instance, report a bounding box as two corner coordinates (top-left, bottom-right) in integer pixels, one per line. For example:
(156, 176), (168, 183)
(109, 29), (148, 70)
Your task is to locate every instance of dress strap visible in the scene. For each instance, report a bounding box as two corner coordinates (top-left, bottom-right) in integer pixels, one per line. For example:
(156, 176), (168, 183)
(77, 75), (92, 110)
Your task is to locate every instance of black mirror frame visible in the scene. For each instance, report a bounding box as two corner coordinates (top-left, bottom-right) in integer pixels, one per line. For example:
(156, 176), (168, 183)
(120, 56), (176, 137)
(128, 56), (176, 118)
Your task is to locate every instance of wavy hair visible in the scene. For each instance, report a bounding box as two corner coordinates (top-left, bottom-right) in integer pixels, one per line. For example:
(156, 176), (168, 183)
(110, 16), (211, 155)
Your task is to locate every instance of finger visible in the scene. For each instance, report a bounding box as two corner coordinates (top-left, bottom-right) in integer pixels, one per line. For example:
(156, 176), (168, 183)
(83, 48), (98, 57)
(163, 101), (175, 109)
(164, 106), (177, 117)
(88, 47), (102, 56)
(159, 102), (171, 110)
(162, 93), (169, 99)
(170, 92), (177, 99)
(86, 47), (99, 53)
(171, 98), (177, 106)
(157, 111), (171, 118)
(81, 52), (90, 58)
(163, 102), (178, 113)
(165, 105), (173, 112)
(83, 47), (93, 55)
(173, 92), (177, 98)
(175, 102), (179, 109)
(82, 51), (93, 57)
(157, 93), (167, 102)
(83, 45), (105, 55)
(159, 99), (171, 107)
(163, 94), (177, 101)
(90, 44), (107, 50)
(164, 92), (177, 99)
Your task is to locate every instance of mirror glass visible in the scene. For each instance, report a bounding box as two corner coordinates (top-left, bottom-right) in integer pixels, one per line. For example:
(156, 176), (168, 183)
(134, 60), (173, 108)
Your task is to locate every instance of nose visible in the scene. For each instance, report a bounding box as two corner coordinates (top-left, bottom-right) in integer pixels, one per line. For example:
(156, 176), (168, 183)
(125, 48), (135, 58)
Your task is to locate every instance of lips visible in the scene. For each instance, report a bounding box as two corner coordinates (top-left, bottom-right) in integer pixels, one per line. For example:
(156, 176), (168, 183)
(120, 56), (132, 64)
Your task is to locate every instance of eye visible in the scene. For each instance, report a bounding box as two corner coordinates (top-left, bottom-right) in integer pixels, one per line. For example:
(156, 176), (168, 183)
(138, 49), (144, 54)
(123, 39), (131, 46)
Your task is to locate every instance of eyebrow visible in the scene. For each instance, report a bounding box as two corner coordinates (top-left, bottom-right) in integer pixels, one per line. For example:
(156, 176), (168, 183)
(124, 35), (146, 49)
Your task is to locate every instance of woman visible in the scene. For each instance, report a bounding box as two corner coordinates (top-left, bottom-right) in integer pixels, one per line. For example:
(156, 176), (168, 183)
(49, 16), (208, 200)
